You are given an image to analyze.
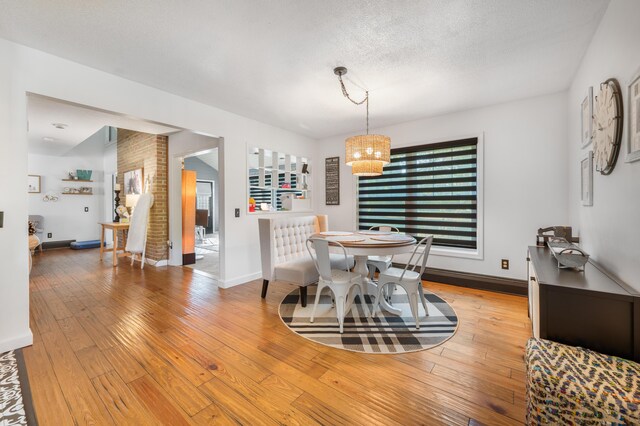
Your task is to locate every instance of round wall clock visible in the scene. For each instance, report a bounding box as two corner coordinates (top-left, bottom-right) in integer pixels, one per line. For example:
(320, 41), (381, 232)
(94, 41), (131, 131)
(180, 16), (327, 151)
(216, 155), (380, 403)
(592, 78), (623, 175)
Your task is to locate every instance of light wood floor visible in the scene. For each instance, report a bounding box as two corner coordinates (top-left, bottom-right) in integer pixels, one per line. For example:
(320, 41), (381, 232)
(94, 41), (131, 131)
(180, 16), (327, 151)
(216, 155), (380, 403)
(25, 248), (531, 425)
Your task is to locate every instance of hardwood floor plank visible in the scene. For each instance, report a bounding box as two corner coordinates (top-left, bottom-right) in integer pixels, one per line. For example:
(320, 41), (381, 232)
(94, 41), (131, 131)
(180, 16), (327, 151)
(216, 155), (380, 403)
(76, 345), (114, 379)
(92, 371), (157, 425)
(101, 344), (148, 384)
(128, 375), (194, 426)
(197, 377), (281, 426)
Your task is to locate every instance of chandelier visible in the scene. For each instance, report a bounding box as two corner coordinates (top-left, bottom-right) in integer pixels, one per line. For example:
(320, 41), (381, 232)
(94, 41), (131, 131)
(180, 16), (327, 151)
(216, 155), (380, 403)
(334, 67), (390, 176)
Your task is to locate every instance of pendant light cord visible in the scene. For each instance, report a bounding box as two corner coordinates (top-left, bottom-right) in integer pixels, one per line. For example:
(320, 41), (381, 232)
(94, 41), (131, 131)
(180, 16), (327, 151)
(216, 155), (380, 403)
(337, 74), (369, 135)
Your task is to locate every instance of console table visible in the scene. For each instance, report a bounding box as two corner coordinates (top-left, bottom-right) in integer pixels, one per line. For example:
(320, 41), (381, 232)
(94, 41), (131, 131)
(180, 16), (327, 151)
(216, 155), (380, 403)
(99, 222), (130, 267)
(528, 246), (640, 362)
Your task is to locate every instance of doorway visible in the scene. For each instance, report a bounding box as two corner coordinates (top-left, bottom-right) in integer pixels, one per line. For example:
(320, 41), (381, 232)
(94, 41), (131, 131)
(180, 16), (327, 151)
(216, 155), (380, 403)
(171, 141), (221, 279)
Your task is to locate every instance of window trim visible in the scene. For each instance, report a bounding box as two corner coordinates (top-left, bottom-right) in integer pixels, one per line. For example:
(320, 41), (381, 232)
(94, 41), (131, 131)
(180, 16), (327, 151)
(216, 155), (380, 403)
(355, 133), (484, 261)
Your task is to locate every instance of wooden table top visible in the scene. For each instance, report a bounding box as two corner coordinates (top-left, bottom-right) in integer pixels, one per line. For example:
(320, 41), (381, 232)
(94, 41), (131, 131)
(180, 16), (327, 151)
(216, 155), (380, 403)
(99, 222), (130, 229)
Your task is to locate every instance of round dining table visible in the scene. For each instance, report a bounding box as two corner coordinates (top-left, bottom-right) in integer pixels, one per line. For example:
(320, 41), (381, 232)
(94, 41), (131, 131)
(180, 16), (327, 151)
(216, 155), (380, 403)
(313, 231), (417, 316)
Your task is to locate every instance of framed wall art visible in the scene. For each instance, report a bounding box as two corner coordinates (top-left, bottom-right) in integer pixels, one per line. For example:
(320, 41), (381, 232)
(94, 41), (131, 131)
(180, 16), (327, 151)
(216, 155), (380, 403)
(124, 168), (144, 195)
(626, 68), (640, 163)
(325, 157), (340, 205)
(27, 175), (41, 193)
(581, 86), (593, 148)
(581, 151), (593, 206)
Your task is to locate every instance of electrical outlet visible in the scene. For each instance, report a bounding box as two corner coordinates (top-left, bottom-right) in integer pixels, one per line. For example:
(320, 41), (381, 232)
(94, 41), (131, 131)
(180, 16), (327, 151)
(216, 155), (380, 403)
(235, 208), (240, 218)
(47, 232), (52, 239)
(84, 207), (89, 212)
(501, 259), (509, 270)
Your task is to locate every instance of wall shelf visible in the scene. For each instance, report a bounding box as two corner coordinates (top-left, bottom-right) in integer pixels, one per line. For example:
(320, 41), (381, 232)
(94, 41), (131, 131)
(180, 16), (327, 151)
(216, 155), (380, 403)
(62, 179), (93, 182)
(62, 192), (93, 195)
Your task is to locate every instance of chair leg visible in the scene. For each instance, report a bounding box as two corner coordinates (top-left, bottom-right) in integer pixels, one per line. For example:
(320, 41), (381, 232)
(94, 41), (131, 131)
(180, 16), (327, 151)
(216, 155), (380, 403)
(408, 291), (421, 330)
(310, 283), (325, 323)
(418, 284), (429, 316)
(261, 279), (269, 298)
(299, 286), (308, 307)
(335, 294), (346, 334)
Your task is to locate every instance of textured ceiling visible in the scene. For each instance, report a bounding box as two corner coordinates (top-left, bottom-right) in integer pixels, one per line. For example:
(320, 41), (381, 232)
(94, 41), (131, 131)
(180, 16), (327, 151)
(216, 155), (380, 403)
(2, 0), (609, 139)
(27, 95), (179, 155)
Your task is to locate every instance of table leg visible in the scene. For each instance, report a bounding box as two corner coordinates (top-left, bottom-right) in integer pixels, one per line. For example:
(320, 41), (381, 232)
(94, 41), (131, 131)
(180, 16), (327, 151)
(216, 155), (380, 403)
(99, 225), (105, 261)
(113, 229), (118, 267)
(353, 255), (402, 316)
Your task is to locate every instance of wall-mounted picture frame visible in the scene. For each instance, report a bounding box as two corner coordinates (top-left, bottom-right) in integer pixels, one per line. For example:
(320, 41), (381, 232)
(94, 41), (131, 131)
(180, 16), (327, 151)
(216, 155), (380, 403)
(325, 157), (340, 205)
(27, 175), (41, 193)
(581, 151), (593, 206)
(124, 168), (144, 195)
(626, 68), (640, 163)
(581, 86), (593, 148)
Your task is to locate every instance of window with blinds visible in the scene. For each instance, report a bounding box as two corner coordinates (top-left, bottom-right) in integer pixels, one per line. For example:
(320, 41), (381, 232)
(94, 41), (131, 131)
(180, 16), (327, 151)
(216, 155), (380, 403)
(358, 138), (478, 249)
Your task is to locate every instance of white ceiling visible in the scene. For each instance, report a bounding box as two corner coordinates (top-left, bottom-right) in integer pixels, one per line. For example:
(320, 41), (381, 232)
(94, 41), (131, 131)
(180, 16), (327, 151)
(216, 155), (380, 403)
(4, 1), (609, 139)
(27, 95), (179, 155)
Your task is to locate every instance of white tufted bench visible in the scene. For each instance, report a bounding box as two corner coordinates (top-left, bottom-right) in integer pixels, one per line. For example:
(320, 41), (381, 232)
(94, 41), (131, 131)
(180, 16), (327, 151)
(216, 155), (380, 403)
(258, 215), (354, 306)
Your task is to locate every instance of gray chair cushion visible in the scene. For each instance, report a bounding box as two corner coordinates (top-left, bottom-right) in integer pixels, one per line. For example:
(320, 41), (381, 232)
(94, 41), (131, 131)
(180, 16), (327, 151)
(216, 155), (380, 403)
(274, 254), (355, 287)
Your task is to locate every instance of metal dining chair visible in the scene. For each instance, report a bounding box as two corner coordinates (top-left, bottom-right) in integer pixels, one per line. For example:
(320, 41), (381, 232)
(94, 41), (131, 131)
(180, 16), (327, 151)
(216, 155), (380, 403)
(371, 236), (434, 329)
(306, 237), (369, 333)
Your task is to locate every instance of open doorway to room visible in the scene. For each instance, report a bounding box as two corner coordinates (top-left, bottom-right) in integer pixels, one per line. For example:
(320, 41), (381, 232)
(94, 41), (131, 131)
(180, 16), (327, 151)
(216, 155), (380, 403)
(25, 94), (180, 271)
(182, 149), (220, 278)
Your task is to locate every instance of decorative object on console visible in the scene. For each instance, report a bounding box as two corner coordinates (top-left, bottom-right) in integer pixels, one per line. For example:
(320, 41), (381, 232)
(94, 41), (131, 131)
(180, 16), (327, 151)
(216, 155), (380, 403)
(114, 188), (121, 222)
(27, 175), (41, 193)
(581, 150), (593, 206)
(536, 226), (579, 246)
(592, 78), (623, 175)
(116, 205), (130, 223)
(627, 67), (640, 163)
(126, 194), (141, 216)
(581, 87), (593, 148)
(547, 237), (589, 270)
(333, 67), (390, 176)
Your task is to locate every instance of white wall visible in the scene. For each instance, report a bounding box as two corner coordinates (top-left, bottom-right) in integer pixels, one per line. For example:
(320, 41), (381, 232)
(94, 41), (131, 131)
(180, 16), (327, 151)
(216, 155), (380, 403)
(314, 91), (569, 280)
(0, 38), (316, 351)
(567, 0), (640, 289)
(28, 153), (104, 242)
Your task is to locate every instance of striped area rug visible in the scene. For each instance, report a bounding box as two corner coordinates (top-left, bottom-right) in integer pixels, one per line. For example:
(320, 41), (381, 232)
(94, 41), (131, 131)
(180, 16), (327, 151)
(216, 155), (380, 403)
(279, 286), (458, 354)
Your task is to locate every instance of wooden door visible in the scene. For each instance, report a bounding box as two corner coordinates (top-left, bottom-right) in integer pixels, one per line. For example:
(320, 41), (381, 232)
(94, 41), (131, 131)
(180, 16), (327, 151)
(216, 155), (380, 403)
(182, 170), (196, 264)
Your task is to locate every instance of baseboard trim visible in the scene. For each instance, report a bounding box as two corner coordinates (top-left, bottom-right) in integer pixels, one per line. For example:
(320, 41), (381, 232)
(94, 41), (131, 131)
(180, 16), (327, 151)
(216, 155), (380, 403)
(0, 329), (33, 354)
(418, 266), (527, 296)
(220, 272), (262, 289)
(41, 240), (75, 250)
